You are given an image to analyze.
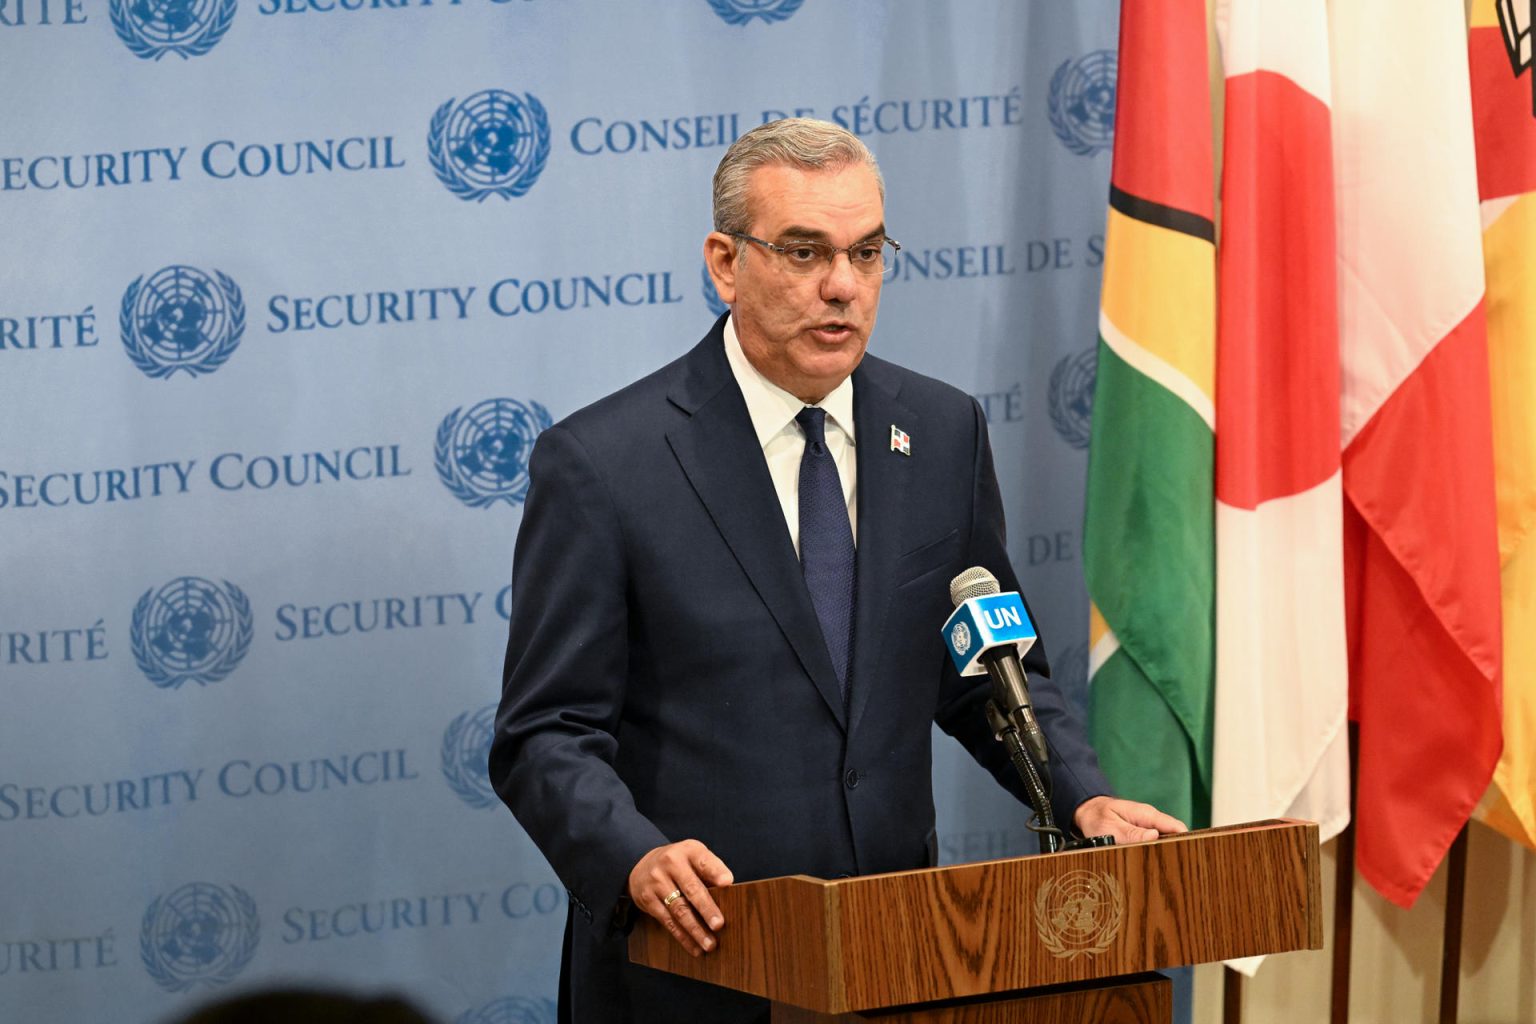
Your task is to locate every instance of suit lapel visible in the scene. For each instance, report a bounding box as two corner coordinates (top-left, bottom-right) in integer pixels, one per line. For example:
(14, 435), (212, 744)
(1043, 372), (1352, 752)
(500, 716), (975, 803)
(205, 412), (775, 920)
(847, 359), (918, 735)
(665, 326), (848, 727)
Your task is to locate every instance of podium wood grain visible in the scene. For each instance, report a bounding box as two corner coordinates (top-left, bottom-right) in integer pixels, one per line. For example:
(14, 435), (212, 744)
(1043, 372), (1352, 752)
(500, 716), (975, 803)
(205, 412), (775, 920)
(770, 973), (1170, 1024)
(630, 820), (1321, 1016)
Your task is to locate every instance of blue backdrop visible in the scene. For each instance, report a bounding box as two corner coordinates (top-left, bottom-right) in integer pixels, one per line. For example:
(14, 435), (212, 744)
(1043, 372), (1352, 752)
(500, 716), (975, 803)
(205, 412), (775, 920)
(1, 2), (1119, 1020)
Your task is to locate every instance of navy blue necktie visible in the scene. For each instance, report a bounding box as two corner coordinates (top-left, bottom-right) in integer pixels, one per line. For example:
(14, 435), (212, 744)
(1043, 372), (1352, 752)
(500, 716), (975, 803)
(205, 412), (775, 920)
(796, 406), (855, 697)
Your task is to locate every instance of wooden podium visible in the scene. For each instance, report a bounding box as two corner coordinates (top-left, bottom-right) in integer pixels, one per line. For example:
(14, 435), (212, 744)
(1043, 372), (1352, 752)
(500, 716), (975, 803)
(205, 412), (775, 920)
(630, 819), (1322, 1022)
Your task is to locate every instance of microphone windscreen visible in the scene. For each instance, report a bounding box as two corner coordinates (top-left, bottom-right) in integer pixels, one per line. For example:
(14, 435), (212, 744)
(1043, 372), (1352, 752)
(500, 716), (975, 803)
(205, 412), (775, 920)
(949, 566), (1001, 606)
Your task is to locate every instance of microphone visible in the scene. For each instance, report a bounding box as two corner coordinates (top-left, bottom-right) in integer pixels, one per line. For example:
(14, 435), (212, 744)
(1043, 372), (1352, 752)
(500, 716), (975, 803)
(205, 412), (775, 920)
(942, 567), (1050, 765)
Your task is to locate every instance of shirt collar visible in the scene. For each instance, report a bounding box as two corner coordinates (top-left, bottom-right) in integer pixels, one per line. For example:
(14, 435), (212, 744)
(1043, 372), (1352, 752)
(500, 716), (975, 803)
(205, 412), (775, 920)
(723, 315), (857, 449)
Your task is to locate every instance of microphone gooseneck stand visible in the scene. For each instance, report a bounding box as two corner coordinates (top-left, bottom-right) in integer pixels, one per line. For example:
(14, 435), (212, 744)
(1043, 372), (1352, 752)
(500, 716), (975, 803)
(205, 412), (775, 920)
(984, 701), (1114, 855)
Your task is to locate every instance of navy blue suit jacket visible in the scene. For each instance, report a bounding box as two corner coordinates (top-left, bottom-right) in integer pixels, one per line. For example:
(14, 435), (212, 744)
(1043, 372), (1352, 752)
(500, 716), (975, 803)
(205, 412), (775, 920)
(489, 317), (1111, 1023)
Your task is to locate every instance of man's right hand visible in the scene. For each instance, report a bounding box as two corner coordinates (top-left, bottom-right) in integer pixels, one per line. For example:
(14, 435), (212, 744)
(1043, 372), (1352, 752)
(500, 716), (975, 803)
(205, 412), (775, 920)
(627, 839), (734, 957)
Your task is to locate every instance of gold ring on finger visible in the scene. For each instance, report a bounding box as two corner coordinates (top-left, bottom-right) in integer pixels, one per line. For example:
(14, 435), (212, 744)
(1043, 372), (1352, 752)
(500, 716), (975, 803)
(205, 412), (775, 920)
(663, 889), (683, 907)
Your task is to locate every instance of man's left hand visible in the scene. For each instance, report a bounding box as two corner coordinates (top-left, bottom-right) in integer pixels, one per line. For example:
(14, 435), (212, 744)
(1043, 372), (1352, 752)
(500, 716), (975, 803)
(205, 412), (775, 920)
(1073, 795), (1187, 844)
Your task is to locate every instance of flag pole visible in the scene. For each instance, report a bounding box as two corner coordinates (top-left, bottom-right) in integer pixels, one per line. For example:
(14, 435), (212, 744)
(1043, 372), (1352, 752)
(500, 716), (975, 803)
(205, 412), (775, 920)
(1222, 965), (1243, 1024)
(1329, 723), (1360, 1024)
(1438, 823), (1470, 1023)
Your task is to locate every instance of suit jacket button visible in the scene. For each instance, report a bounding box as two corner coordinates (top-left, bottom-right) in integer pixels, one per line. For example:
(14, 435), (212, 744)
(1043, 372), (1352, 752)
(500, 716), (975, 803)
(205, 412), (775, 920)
(844, 769), (859, 789)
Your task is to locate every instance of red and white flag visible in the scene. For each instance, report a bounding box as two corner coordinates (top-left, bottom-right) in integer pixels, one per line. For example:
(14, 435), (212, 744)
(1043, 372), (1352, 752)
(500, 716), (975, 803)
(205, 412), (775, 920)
(1332, 0), (1503, 907)
(1212, 0), (1351, 888)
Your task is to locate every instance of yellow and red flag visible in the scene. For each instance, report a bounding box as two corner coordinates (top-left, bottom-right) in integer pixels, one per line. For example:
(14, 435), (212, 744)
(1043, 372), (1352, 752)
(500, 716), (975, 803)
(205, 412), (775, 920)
(1469, 0), (1536, 851)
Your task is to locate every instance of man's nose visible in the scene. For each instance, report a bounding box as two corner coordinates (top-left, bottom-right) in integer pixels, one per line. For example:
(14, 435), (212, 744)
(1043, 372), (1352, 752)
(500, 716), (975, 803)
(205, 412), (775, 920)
(820, 252), (861, 302)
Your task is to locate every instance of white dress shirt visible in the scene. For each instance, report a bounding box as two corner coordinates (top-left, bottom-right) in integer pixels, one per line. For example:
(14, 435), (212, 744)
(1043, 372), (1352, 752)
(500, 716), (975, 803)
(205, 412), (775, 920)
(722, 316), (857, 556)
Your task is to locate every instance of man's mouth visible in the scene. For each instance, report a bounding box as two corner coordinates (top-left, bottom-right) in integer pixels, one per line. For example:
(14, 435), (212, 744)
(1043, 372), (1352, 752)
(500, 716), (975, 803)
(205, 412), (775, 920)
(811, 322), (854, 341)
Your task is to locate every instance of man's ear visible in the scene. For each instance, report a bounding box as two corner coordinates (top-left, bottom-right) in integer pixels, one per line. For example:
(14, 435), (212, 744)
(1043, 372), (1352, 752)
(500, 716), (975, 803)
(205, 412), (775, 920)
(703, 232), (738, 305)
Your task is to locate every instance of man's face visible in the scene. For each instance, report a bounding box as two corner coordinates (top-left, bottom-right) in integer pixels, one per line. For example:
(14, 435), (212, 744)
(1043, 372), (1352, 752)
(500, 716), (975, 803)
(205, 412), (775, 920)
(705, 162), (885, 403)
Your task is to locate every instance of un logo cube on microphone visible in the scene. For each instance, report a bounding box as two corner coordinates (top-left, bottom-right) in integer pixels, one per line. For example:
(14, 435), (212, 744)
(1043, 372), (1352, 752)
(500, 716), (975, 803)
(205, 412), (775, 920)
(943, 593), (1037, 676)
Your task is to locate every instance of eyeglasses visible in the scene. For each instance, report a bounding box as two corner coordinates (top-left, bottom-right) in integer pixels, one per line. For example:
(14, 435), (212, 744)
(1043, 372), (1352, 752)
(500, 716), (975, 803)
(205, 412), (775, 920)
(730, 233), (901, 276)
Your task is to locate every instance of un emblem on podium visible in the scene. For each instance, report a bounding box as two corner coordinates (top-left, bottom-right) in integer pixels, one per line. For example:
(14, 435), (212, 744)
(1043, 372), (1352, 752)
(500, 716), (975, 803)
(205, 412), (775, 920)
(1034, 869), (1124, 960)
(456, 996), (558, 1024)
(110, 0), (237, 60)
(442, 704), (499, 810)
(429, 90), (552, 202)
(131, 576), (254, 689)
(120, 265), (246, 379)
(1048, 50), (1117, 157)
(1048, 348), (1097, 450)
(140, 882), (260, 992)
(434, 398), (553, 508)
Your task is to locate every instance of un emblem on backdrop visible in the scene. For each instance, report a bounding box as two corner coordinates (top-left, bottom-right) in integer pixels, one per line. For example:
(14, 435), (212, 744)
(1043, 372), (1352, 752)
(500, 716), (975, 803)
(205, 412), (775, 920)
(457, 996), (558, 1024)
(140, 882), (260, 992)
(1056, 641), (1088, 695)
(110, 0), (237, 60)
(132, 576), (254, 688)
(435, 398), (553, 508)
(442, 704), (499, 809)
(1048, 50), (1117, 156)
(705, 0), (804, 25)
(701, 263), (728, 318)
(120, 265), (246, 379)
(1048, 348), (1097, 450)
(429, 90), (552, 202)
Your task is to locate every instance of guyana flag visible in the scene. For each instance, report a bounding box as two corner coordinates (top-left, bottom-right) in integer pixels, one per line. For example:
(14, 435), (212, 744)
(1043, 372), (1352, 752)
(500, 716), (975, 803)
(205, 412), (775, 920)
(1083, 0), (1215, 830)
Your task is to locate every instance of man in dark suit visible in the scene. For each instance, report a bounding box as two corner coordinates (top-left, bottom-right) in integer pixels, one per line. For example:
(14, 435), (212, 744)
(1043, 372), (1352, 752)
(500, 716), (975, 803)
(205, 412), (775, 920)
(489, 118), (1183, 1024)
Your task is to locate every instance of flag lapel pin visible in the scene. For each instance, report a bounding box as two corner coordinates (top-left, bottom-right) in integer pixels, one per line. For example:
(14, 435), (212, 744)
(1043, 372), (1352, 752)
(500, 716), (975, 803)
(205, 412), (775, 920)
(890, 425), (911, 456)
